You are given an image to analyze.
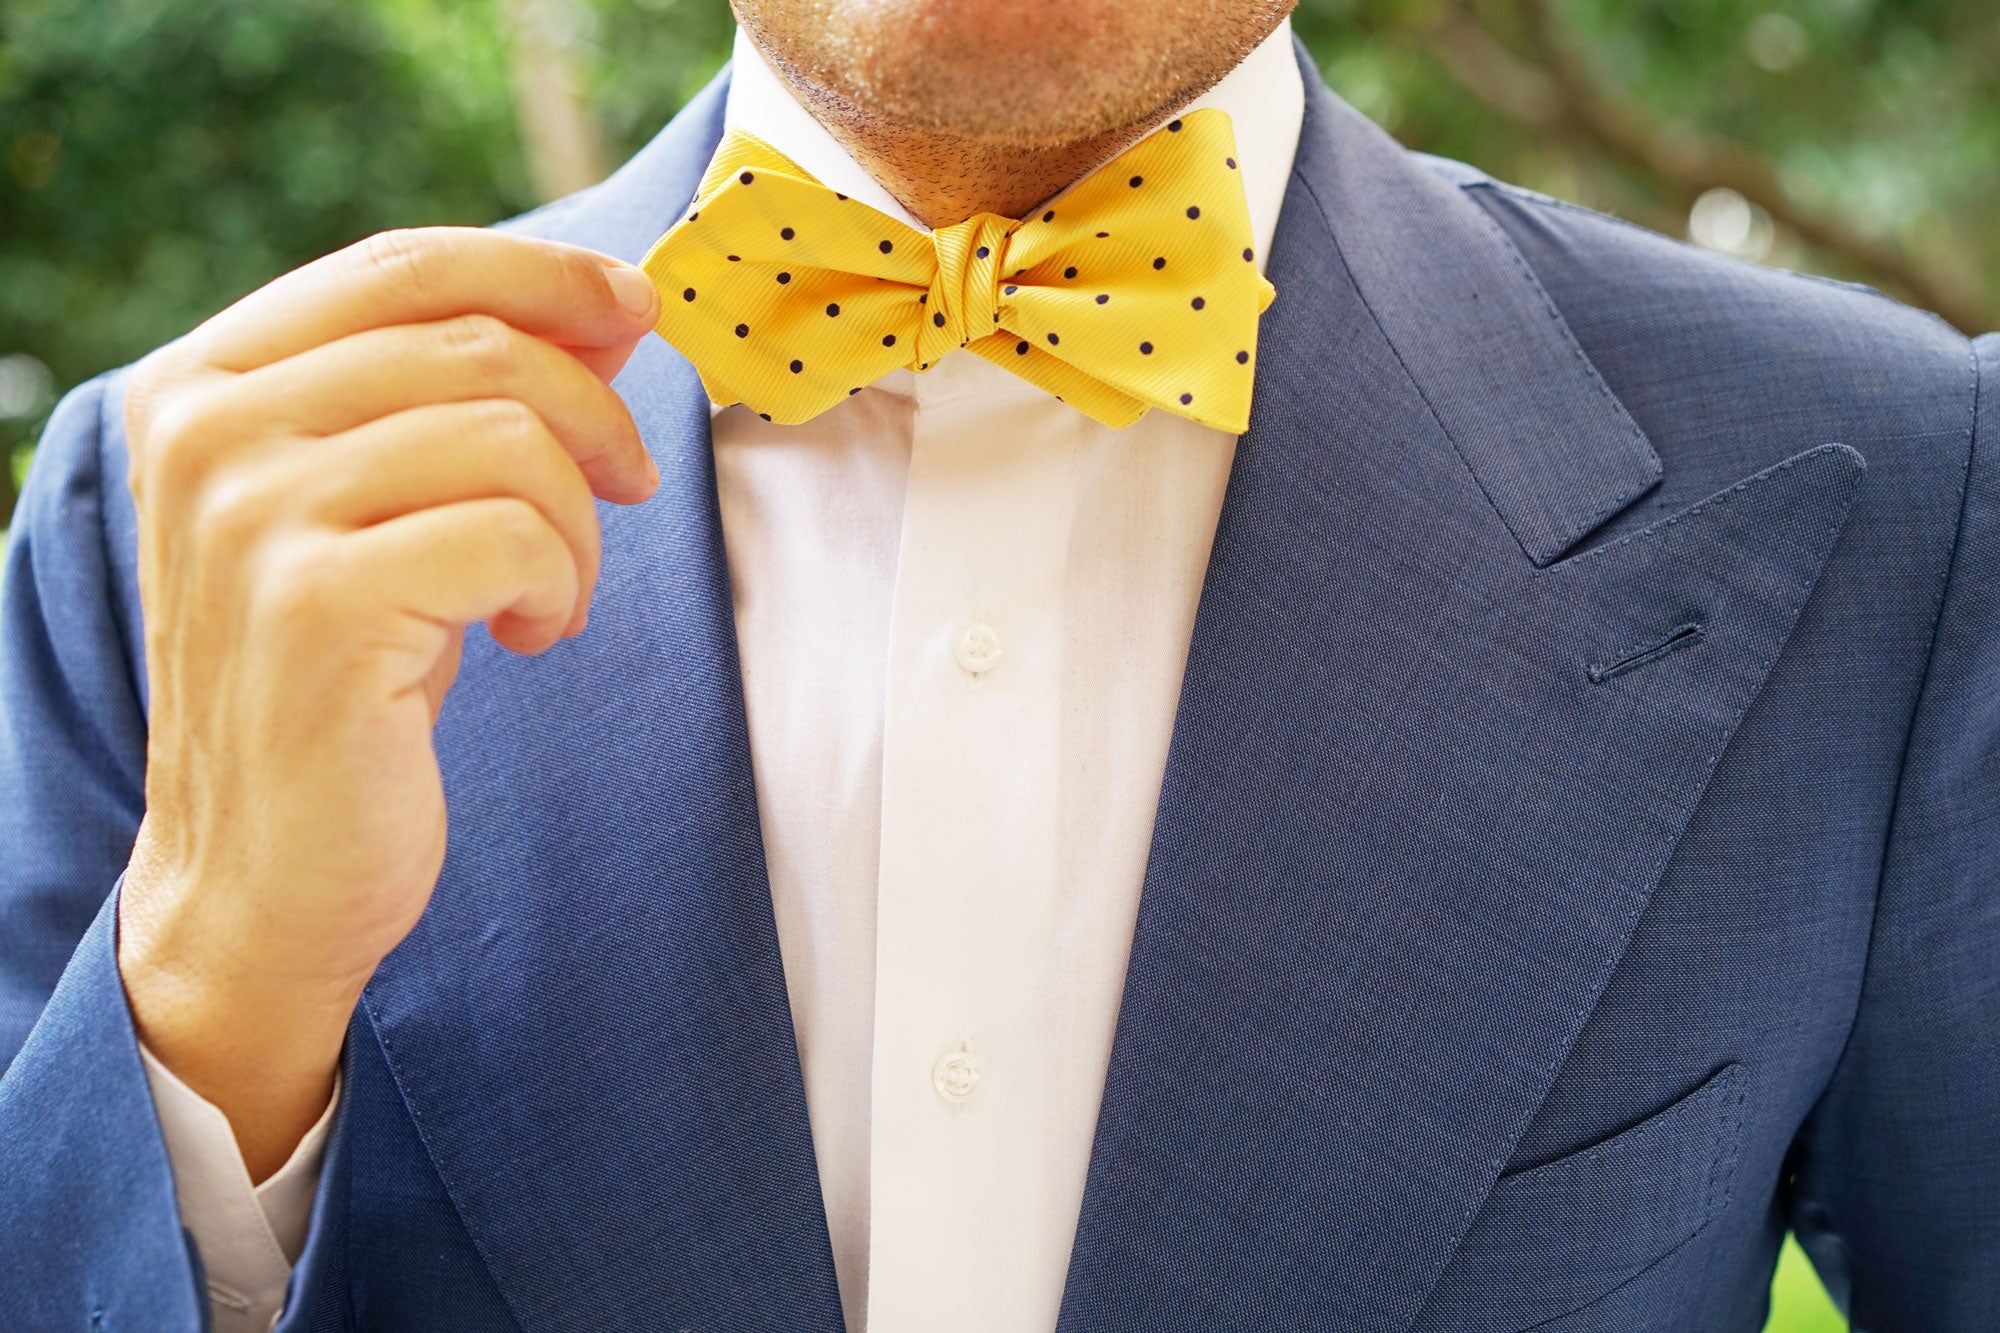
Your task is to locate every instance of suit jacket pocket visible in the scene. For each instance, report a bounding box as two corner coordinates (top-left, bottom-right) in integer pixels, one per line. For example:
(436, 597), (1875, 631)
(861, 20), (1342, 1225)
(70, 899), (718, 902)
(1409, 1062), (1750, 1333)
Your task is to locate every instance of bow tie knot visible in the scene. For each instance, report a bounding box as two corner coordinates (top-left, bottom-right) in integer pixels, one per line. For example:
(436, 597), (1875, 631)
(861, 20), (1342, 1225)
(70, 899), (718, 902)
(923, 213), (1016, 361)
(642, 109), (1275, 432)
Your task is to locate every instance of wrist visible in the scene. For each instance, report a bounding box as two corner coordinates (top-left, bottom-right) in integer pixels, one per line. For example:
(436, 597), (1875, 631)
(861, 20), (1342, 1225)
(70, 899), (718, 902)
(117, 856), (363, 1181)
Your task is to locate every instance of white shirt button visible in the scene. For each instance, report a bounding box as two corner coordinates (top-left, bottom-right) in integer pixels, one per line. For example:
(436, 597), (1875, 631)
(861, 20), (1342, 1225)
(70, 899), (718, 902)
(933, 1043), (981, 1104)
(954, 621), (1005, 674)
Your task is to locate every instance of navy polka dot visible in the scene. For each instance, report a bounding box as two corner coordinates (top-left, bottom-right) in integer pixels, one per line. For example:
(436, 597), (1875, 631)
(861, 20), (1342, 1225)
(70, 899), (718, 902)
(849, 387), (862, 395)
(1016, 341), (1030, 355)
(1180, 392), (1193, 405)
(883, 333), (897, 347)
(826, 303), (841, 317)
(1226, 157), (1237, 169)
(777, 271), (792, 284)
(780, 227), (795, 240)
(1243, 247), (1254, 262)
(836, 192), (847, 201)
(683, 287), (696, 302)
(726, 254), (741, 262)
(1153, 257), (1167, 270)
(1043, 210), (1055, 222)
(1236, 350), (1249, 364)
(1129, 175), (1144, 188)
(1064, 266), (1078, 279)
(1047, 332), (1060, 345)
(1191, 296), (1205, 310)
(759, 412), (772, 421)
(1096, 294), (1110, 304)
(1140, 341), (1154, 355)
(976, 245), (990, 258)
(739, 172), (754, 184)
(879, 239), (894, 254)
(1167, 118), (1183, 131)
(1186, 206), (1200, 220)
(687, 211), (698, 222)
(790, 359), (803, 374)
(1004, 285), (1019, 296)
(933, 312), (946, 327)
(1096, 231), (1110, 238)
(735, 323), (748, 338)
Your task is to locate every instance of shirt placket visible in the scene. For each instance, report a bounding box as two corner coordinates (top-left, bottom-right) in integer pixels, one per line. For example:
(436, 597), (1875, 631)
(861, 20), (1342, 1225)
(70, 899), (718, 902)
(864, 373), (1079, 1332)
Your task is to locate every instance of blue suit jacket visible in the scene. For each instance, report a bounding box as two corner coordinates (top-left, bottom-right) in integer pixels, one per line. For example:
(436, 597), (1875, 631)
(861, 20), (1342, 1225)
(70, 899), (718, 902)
(3, 41), (1996, 1333)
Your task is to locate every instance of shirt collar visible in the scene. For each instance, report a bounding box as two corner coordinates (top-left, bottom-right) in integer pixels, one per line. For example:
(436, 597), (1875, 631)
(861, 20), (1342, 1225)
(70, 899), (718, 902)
(714, 16), (1305, 414)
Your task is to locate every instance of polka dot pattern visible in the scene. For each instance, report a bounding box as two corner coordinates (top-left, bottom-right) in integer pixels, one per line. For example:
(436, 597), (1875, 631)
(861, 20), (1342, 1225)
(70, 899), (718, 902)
(639, 108), (1273, 432)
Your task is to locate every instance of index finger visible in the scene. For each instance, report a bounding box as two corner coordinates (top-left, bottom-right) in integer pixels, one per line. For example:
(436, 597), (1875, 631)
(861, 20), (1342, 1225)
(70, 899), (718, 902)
(185, 227), (663, 374)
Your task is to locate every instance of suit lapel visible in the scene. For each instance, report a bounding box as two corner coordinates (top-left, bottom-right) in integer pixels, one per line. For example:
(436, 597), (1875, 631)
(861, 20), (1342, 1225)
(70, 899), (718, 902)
(357, 72), (847, 1333)
(1055, 43), (1862, 1333)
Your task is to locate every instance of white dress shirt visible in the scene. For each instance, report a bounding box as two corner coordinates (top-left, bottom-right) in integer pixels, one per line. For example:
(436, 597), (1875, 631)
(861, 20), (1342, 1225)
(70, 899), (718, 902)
(142, 19), (1304, 1332)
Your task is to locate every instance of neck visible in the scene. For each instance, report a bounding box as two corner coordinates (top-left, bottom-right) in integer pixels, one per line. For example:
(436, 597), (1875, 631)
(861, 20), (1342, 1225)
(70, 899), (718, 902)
(745, 39), (1208, 229)
(795, 105), (1173, 229)
(727, 8), (1300, 232)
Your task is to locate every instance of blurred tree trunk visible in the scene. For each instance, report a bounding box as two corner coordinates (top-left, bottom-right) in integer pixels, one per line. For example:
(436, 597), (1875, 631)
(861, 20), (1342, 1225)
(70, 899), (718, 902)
(1403, 0), (1993, 334)
(505, 0), (608, 203)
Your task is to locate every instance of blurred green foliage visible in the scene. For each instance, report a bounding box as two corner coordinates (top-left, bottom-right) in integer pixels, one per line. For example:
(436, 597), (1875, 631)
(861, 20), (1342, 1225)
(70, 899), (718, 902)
(0, 0), (739, 514)
(1299, 0), (1998, 248)
(0, 6), (1986, 1319)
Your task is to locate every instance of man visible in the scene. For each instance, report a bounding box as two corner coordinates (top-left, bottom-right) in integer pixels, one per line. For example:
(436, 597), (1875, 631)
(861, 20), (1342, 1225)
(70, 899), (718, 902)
(0, 0), (1994, 1327)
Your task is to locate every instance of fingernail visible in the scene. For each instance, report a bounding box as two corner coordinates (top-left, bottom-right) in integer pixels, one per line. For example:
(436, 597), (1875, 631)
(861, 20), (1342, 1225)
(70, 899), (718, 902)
(607, 265), (659, 320)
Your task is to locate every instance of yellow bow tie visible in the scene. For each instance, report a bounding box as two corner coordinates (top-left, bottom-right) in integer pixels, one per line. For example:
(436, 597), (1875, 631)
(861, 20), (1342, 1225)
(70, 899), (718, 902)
(638, 108), (1275, 433)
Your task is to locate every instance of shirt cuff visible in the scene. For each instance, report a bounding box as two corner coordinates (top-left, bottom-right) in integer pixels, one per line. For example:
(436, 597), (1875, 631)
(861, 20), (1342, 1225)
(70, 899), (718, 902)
(139, 1040), (340, 1332)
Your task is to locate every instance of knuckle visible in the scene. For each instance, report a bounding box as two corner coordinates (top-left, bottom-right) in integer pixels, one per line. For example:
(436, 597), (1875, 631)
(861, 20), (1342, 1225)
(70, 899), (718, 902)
(468, 397), (548, 447)
(193, 470), (279, 551)
(139, 390), (226, 502)
(491, 416), (568, 490)
(254, 541), (349, 632)
(491, 498), (559, 574)
(122, 351), (175, 445)
(356, 228), (444, 297)
(496, 495), (552, 548)
(438, 313), (520, 380)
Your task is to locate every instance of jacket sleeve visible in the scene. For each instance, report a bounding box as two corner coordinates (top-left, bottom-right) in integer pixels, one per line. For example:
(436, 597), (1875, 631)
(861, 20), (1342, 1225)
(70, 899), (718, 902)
(0, 372), (149, 1063)
(0, 374), (354, 1331)
(1786, 332), (2000, 1328)
(0, 372), (211, 1328)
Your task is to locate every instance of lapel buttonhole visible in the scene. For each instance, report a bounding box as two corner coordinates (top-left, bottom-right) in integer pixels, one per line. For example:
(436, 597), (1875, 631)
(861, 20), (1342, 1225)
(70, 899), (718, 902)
(1587, 620), (1707, 685)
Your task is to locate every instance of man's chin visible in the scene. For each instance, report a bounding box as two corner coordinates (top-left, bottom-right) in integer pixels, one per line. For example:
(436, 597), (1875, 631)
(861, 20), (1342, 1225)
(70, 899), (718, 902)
(734, 0), (1295, 147)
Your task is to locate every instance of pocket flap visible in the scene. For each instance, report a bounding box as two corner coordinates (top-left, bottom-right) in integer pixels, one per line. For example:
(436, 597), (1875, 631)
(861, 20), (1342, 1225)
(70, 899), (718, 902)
(1411, 1062), (1750, 1331)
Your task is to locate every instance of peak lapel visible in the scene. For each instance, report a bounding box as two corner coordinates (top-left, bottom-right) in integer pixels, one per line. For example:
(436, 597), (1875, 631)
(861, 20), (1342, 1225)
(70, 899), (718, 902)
(358, 70), (847, 1333)
(1056, 44), (1863, 1333)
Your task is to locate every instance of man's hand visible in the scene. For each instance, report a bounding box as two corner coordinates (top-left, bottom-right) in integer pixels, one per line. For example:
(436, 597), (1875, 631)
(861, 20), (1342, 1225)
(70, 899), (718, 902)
(113, 227), (662, 1181)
